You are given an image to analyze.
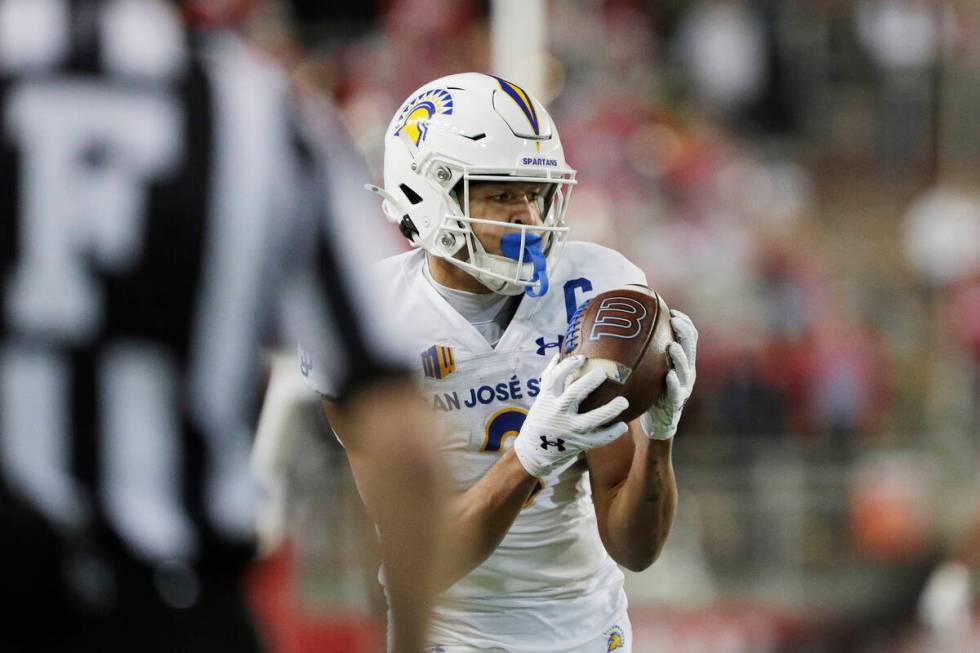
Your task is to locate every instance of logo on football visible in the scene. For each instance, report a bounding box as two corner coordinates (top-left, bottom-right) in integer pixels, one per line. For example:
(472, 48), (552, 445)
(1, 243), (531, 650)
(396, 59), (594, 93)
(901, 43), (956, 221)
(589, 296), (649, 341)
(561, 285), (673, 423)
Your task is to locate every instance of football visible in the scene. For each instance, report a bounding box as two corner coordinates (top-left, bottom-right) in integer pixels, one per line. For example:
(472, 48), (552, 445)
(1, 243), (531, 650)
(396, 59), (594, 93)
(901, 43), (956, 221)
(561, 285), (674, 423)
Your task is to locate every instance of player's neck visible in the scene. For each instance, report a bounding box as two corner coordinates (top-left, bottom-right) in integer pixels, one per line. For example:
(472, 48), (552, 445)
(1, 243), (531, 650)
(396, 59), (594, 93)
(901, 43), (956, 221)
(425, 253), (493, 294)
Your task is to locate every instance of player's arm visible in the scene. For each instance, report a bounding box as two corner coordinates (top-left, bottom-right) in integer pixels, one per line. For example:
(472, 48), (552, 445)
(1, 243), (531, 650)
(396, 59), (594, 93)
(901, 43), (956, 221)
(585, 421), (677, 571)
(324, 397), (535, 591)
(435, 356), (630, 589)
(328, 355), (629, 591)
(322, 396), (534, 591)
(429, 446), (539, 589)
(586, 310), (697, 571)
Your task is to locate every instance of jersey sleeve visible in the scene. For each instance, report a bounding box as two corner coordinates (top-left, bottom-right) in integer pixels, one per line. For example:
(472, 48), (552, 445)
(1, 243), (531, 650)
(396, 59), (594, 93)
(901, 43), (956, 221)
(612, 250), (647, 288)
(279, 96), (411, 402)
(565, 241), (648, 292)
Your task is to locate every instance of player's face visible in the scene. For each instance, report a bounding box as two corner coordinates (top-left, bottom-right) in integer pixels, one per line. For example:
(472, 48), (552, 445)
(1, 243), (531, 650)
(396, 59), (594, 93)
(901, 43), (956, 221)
(464, 181), (549, 256)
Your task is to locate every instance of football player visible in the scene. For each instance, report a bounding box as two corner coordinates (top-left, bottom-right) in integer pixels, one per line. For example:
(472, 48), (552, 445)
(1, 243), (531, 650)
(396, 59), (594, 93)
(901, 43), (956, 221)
(303, 73), (698, 652)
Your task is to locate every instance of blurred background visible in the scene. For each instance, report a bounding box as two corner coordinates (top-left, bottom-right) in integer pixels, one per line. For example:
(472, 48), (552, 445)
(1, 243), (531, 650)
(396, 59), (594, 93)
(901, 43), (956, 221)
(245, 0), (980, 651)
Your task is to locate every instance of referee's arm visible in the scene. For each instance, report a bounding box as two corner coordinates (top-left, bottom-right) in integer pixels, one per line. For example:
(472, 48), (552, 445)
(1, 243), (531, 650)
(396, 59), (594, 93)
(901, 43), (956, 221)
(291, 106), (447, 653)
(311, 242), (446, 653)
(323, 388), (445, 653)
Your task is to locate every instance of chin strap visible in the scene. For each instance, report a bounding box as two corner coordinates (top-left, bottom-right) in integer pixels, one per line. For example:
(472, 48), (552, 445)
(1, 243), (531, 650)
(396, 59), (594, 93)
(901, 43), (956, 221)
(500, 233), (549, 297)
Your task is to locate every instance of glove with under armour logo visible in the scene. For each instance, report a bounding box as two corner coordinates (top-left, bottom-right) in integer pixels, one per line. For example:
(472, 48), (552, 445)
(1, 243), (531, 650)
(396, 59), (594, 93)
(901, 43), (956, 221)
(640, 310), (697, 440)
(514, 354), (629, 478)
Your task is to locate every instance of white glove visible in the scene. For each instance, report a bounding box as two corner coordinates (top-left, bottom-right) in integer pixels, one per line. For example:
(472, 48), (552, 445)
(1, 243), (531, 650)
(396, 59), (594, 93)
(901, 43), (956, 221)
(514, 354), (629, 478)
(640, 310), (698, 440)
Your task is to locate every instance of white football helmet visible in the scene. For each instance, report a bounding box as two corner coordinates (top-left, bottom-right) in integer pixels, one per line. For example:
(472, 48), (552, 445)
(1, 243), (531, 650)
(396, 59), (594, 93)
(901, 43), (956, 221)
(368, 72), (576, 296)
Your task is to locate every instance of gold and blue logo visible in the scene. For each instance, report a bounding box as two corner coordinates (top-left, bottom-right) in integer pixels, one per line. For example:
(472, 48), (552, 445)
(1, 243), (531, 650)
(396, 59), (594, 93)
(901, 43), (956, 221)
(606, 624), (625, 651)
(421, 344), (456, 380)
(394, 88), (454, 147)
(493, 75), (540, 136)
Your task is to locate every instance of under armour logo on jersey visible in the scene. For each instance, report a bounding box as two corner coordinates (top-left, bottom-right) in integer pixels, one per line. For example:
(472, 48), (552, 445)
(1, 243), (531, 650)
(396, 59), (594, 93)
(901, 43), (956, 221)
(299, 351), (313, 377)
(535, 335), (565, 356)
(539, 435), (565, 451)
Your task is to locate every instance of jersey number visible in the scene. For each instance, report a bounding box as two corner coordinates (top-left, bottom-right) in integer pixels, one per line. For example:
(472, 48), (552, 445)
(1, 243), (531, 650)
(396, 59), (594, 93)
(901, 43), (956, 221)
(481, 407), (544, 508)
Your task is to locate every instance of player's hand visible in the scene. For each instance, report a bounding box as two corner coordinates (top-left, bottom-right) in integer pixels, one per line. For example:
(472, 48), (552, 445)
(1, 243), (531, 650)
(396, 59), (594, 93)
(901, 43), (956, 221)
(514, 354), (629, 478)
(640, 309), (697, 440)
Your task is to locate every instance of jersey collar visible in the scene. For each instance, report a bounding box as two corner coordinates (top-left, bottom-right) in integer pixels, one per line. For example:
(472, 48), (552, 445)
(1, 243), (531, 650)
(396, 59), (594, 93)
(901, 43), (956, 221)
(411, 252), (542, 353)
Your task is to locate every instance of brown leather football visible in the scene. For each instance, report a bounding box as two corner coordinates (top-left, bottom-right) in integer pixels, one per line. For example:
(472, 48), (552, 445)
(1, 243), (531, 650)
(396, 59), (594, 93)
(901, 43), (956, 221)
(561, 285), (673, 423)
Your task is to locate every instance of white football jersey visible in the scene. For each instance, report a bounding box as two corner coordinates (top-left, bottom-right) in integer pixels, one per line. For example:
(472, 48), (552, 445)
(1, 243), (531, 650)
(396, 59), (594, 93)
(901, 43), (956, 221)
(302, 241), (647, 651)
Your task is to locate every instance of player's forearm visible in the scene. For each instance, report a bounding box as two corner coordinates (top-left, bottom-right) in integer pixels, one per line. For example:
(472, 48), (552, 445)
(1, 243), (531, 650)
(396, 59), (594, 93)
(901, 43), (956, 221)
(601, 437), (677, 572)
(435, 448), (539, 590)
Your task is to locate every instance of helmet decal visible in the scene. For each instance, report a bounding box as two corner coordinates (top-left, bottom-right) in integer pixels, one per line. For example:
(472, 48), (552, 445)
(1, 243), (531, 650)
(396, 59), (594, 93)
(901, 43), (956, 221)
(393, 88), (454, 148)
(492, 76), (540, 136)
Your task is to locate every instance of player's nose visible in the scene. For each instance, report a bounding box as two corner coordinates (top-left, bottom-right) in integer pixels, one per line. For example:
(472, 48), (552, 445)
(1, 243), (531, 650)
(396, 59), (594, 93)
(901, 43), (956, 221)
(509, 195), (542, 226)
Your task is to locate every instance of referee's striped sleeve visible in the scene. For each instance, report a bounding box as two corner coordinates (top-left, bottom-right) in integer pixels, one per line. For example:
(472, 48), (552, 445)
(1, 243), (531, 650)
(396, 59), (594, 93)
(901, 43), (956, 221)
(283, 97), (410, 402)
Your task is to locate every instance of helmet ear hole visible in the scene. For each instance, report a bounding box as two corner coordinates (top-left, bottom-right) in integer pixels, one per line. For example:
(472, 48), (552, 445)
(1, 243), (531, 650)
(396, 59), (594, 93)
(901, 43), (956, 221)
(399, 216), (419, 241)
(450, 180), (466, 213)
(399, 184), (424, 205)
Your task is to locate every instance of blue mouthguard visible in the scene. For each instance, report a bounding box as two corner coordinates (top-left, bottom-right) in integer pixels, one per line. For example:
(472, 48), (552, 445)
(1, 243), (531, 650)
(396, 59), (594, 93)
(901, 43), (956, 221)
(500, 232), (549, 297)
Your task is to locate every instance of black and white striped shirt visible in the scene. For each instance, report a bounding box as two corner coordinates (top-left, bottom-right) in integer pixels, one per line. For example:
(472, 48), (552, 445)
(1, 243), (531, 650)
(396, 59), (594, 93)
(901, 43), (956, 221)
(0, 0), (402, 571)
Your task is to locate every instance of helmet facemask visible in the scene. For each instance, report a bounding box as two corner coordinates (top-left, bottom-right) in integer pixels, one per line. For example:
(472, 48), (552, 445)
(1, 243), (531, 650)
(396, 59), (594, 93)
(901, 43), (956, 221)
(432, 164), (576, 296)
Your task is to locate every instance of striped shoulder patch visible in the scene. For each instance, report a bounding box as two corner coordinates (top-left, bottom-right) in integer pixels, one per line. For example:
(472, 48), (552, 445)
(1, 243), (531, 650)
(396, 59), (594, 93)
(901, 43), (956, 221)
(421, 345), (456, 379)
